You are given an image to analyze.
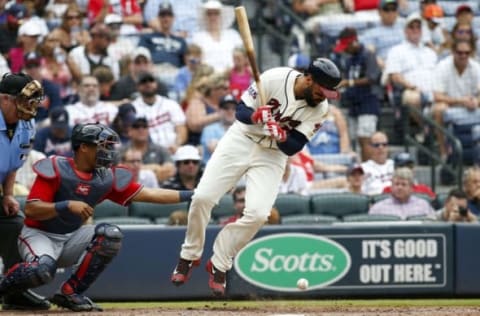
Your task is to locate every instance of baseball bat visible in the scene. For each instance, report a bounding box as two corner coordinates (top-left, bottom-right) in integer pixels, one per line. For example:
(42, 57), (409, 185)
(235, 6), (266, 106)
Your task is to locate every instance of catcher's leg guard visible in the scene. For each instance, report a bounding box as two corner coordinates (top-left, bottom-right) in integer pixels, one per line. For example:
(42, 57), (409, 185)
(0, 255), (57, 295)
(61, 223), (122, 295)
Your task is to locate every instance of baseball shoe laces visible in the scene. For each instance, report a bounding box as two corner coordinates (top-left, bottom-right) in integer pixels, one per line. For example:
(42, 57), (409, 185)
(206, 260), (226, 297)
(171, 258), (201, 286)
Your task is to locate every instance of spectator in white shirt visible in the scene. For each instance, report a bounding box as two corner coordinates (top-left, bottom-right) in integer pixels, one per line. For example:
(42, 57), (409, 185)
(121, 148), (159, 188)
(65, 75), (118, 127)
(361, 131), (394, 195)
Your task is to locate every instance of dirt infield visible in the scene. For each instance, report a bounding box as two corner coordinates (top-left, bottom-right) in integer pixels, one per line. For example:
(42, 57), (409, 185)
(2, 306), (480, 316)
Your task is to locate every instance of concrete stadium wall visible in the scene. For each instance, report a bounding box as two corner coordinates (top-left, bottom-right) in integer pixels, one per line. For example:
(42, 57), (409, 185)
(35, 223), (480, 300)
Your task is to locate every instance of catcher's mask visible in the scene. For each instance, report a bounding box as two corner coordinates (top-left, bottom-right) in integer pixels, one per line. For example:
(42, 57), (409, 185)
(0, 73), (44, 120)
(15, 80), (44, 119)
(71, 123), (120, 168)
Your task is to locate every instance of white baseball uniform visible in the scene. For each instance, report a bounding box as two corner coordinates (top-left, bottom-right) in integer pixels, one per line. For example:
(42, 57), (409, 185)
(65, 101), (119, 127)
(132, 95), (186, 148)
(179, 67), (330, 272)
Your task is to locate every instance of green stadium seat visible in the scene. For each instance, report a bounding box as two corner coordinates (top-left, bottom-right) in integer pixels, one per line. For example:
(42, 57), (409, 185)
(406, 214), (437, 221)
(370, 194), (390, 204)
(281, 214), (338, 225)
(273, 194), (311, 216)
(343, 214), (402, 222)
(94, 200), (129, 219)
(129, 201), (189, 221)
(310, 193), (370, 218)
(211, 194), (235, 220)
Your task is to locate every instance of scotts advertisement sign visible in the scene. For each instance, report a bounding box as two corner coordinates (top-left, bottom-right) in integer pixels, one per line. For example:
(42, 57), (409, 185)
(234, 233), (351, 291)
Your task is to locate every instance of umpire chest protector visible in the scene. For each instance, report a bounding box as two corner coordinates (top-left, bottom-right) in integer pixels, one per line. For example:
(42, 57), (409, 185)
(32, 156), (133, 233)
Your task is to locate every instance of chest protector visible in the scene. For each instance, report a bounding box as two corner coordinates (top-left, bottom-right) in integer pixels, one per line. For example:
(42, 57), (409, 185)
(32, 157), (133, 233)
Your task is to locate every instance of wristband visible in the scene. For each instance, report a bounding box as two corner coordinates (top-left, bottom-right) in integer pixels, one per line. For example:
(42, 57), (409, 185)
(179, 190), (194, 202)
(55, 201), (69, 217)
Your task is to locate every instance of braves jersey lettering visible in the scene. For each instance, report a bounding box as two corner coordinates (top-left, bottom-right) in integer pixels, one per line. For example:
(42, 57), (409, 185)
(65, 102), (118, 127)
(239, 67), (329, 149)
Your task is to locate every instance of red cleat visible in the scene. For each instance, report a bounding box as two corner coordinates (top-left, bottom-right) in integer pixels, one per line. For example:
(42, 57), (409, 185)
(171, 258), (200, 286)
(205, 260), (226, 297)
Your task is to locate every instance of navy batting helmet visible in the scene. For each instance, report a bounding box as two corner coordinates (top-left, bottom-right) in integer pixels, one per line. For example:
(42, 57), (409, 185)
(71, 123), (120, 168)
(305, 58), (341, 99)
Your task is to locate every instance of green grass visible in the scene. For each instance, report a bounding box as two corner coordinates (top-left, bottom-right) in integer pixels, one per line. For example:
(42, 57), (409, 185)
(97, 299), (480, 309)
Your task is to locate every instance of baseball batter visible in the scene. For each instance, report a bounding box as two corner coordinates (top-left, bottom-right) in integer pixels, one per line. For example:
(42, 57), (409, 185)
(171, 58), (342, 296)
(0, 123), (193, 312)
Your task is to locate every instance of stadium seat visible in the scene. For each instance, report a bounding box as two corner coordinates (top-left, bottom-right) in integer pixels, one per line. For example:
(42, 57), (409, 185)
(95, 216), (152, 225)
(281, 214), (338, 225)
(406, 215), (437, 221)
(94, 200), (129, 219)
(129, 201), (189, 221)
(273, 194), (311, 216)
(370, 194), (390, 204)
(211, 194), (235, 220)
(435, 192), (449, 209)
(343, 214), (402, 222)
(310, 193), (370, 219)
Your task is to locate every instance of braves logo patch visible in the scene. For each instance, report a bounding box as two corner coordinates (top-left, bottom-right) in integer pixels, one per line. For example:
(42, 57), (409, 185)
(75, 183), (91, 195)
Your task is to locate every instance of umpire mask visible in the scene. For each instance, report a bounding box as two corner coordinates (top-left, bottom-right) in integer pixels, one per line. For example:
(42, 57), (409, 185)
(15, 80), (44, 120)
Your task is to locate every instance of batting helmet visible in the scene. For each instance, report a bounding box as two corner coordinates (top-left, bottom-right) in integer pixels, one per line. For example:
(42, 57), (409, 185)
(305, 58), (341, 99)
(71, 123), (120, 168)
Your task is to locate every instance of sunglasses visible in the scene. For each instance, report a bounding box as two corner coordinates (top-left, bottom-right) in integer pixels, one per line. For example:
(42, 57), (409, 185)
(131, 124), (148, 129)
(139, 78), (155, 84)
(382, 6), (398, 12)
(180, 160), (199, 165)
(456, 29), (472, 35)
(66, 15), (81, 20)
(408, 24), (421, 30)
(455, 50), (471, 56)
(371, 142), (388, 148)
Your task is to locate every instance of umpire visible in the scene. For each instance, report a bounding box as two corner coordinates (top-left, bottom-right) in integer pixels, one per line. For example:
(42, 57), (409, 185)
(0, 73), (50, 310)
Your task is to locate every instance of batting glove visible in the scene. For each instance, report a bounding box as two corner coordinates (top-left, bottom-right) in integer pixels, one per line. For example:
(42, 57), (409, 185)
(251, 106), (273, 124)
(265, 121), (287, 142)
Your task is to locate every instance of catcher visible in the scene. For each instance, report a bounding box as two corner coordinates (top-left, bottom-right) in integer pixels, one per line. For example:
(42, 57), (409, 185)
(0, 123), (193, 312)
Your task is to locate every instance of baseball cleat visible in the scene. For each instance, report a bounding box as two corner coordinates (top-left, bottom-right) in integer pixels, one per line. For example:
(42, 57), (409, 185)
(171, 258), (201, 286)
(51, 293), (102, 312)
(206, 260), (226, 297)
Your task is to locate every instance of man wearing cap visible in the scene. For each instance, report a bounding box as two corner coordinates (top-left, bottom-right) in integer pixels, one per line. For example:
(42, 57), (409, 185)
(67, 23), (120, 81)
(421, 3), (446, 54)
(161, 145), (203, 190)
(171, 58), (342, 296)
(359, 0), (403, 69)
(455, 4), (474, 25)
(335, 27), (382, 161)
(361, 131), (394, 195)
(123, 116), (176, 182)
(346, 163), (365, 194)
(23, 52), (62, 123)
(104, 14), (135, 64)
(131, 71), (187, 152)
(200, 94), (237, 163)
(65, 75), (118, 127)
(0, 3), (28, 55)
(0, 72), (50, 310)
(33, 107), (73, 157)
(110, 47), (169, 101)
(384, 12), (437, 111)
(138, 1), (187, 92)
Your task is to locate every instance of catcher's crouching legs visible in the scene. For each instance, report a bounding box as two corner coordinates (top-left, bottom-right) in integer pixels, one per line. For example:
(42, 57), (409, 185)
(52, 223), (122, 312)
(0, 255), (57, 295)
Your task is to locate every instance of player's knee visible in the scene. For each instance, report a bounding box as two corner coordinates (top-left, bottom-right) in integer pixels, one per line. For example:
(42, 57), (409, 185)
(93, 223), (123, 258)
(36, 255), (57, 285)
(191, 191), (216, 209)
(242, 212), (269, 226)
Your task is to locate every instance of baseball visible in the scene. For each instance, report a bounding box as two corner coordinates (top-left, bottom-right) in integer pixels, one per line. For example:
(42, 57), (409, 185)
(297, 278), (309, 290)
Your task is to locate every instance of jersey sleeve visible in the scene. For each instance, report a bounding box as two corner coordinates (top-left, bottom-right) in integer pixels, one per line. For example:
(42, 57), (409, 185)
(105, 181), (143, 206)
(27, 176), (59, 202)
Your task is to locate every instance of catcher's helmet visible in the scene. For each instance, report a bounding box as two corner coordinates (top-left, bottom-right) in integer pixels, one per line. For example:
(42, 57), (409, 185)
(305, 58), (341, 99)
(71, 123), (120, 168)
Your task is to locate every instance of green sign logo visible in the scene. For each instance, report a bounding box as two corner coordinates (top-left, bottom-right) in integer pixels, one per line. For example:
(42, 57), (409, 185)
(234, 233), (351, 291)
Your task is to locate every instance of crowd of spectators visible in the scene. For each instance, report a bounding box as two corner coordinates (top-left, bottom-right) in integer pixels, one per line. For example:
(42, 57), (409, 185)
(0, 0), (477, 225)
